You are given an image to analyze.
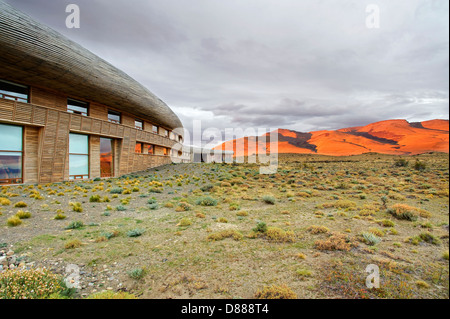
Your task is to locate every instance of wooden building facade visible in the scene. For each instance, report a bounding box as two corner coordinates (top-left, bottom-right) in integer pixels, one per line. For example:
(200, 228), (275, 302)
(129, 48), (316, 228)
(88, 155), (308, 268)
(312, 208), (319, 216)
(0, 3), (184, 184)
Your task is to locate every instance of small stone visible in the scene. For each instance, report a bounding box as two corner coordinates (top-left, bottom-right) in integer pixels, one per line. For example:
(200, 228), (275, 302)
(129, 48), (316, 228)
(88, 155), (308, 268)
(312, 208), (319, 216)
(9, 264), (15, 269)
(6, 250), (14, 256)
(106, 287), (113, 290)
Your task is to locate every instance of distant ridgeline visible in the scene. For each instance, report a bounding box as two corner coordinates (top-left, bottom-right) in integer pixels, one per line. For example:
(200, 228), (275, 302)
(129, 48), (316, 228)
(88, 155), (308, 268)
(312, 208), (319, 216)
(214, 119), (449, 157)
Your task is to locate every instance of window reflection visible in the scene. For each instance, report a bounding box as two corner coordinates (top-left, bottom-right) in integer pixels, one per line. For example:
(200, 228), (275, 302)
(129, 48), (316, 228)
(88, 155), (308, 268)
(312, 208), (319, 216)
(0, 124), (23, 184)
(100, 138), (113, 178)
(69, 133), (89, 179)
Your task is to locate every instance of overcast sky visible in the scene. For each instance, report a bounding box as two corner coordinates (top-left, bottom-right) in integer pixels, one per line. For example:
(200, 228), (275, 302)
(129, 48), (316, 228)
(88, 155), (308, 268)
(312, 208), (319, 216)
(5, 0), (449, 146)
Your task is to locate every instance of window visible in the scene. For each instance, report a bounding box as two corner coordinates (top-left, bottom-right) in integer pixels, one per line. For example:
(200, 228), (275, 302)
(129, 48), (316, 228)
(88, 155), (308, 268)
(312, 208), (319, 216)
(100, 138), (113, 178)
(135, 142), (144, 153)
(0, 124), (23, 184)
(0, 79), (28, 103)
(152, 125), (158, 134)
(108, 110), (121, 124)
(163, 148), (169, 156)
(67, 98), (88, 116)
(160, 128), (168, 137)
(148, 144), (154, 155)
(69, 133), (89, 180)
(135, 119), (143, 130)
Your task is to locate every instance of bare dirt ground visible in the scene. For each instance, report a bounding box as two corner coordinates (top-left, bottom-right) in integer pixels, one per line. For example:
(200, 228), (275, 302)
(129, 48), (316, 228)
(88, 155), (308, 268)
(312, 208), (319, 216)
(0, 153), (448, 299)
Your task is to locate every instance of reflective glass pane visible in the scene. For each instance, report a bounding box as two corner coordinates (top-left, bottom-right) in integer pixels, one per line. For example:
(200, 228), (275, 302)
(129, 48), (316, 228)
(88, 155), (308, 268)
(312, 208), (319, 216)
(0, 152), (22, 180)
(0, 80), (28, 102)
(0, 124), (22, 151)
(100, 138), (113, 177)
(69, 134), (88, 154)
(69, 155), (89, 176)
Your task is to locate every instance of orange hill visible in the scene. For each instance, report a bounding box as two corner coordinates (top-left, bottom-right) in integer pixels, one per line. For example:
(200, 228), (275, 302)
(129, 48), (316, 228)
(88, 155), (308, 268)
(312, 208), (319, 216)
(214, 119), (449, 157)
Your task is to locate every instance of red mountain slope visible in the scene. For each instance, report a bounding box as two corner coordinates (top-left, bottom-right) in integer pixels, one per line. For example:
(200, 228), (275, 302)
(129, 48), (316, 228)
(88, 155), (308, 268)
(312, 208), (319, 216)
(214, 119), (449, 156)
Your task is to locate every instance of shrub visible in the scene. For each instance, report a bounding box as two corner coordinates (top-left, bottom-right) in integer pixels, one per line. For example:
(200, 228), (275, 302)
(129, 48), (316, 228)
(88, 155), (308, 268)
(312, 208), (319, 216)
(64, 239), (82, 249)
(443, 251), (449, 260)
(115, 205), (127, 211)
(164, 202), (174, 208)
(7, 216), (22, 227)
(387, 204), (430, 221)
(315, 232), (357, 251)
(236, 211), (248, 217)
(266, 227), (296, 243)
(89, 195), (101, 202)
(200, 184), (214, 192)
(253, 221), (268, 233)
(147, 198), (157, 205)
(148, 203), (159, 210)
(418, 232), (441, 245)
(295, 268), (313, 278)
(69, 202), (83, 213)
(109, 188), (123, 194)
(378, 219), (395, 227)
(368, 227), (385, 237)
(15, 210), (31, 219)
(196, 196), (218, 206)
(254, 284), (297, 299)
(178, 218), (192, 227)
(128, 268), (146, 280)
(0, 269), (65, 299)
(175, 202), (192, 212)
(207, 230), (243, 241)
(262, 195), (276, 205)
(394, 158), (409, 167)
(127, 229), (145, 237)
(0, 198), (11, 206)
(307, 225), (329, 234)
(54, 212), (66, 220)
(13, 201), (27, 208)
(362, 232), (382, 246)
(86, 291), (136, 299)
(65, 221), (84, 230)
(413, 160), (426, 171)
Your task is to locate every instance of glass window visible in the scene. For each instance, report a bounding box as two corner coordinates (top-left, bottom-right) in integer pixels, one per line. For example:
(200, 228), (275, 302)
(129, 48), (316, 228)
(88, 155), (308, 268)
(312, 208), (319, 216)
(135, 119), (143, 130)
(108, 110), (121, 124)
(163, 148), (169, 156)
(160, 128), (168, 137)
(69, 133), (89, 179)
(100, 138), (113, 178)
(148, 144), (154, 155)
(0, 124), (23, 184)
(0, 79), (28, 103)
(67, 98), (88, 116)
(135, 142), (143, 153)
(152, 125), (158, 134)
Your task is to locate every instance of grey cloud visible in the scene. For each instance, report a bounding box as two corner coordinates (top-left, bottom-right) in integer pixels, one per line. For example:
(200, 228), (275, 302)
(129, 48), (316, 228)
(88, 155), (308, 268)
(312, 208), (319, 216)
(4, 0), (448, 146)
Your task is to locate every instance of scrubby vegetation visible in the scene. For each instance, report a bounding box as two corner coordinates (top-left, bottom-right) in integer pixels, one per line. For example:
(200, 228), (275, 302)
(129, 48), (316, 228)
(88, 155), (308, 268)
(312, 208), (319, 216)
(0, 153), (448, 299)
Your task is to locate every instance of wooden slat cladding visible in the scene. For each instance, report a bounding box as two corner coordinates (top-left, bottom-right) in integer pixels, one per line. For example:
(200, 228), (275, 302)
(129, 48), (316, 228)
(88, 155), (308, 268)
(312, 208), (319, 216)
(0, 98), (179, 183)
(30, 87), (66, 111)
(24, 126), (40, 183)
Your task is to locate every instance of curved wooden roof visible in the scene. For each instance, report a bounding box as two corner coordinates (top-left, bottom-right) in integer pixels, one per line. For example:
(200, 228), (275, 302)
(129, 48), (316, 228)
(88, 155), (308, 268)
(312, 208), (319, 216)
(0, 2), (183, 130)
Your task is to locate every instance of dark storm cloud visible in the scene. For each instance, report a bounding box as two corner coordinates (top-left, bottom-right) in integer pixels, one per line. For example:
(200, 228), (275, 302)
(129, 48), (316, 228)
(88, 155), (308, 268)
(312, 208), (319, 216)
(4, 0), (449, 145)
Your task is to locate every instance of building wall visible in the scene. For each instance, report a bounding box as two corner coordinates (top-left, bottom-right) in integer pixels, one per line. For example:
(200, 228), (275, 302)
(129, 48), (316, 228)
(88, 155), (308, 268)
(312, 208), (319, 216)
(0, 84), (182, 184)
